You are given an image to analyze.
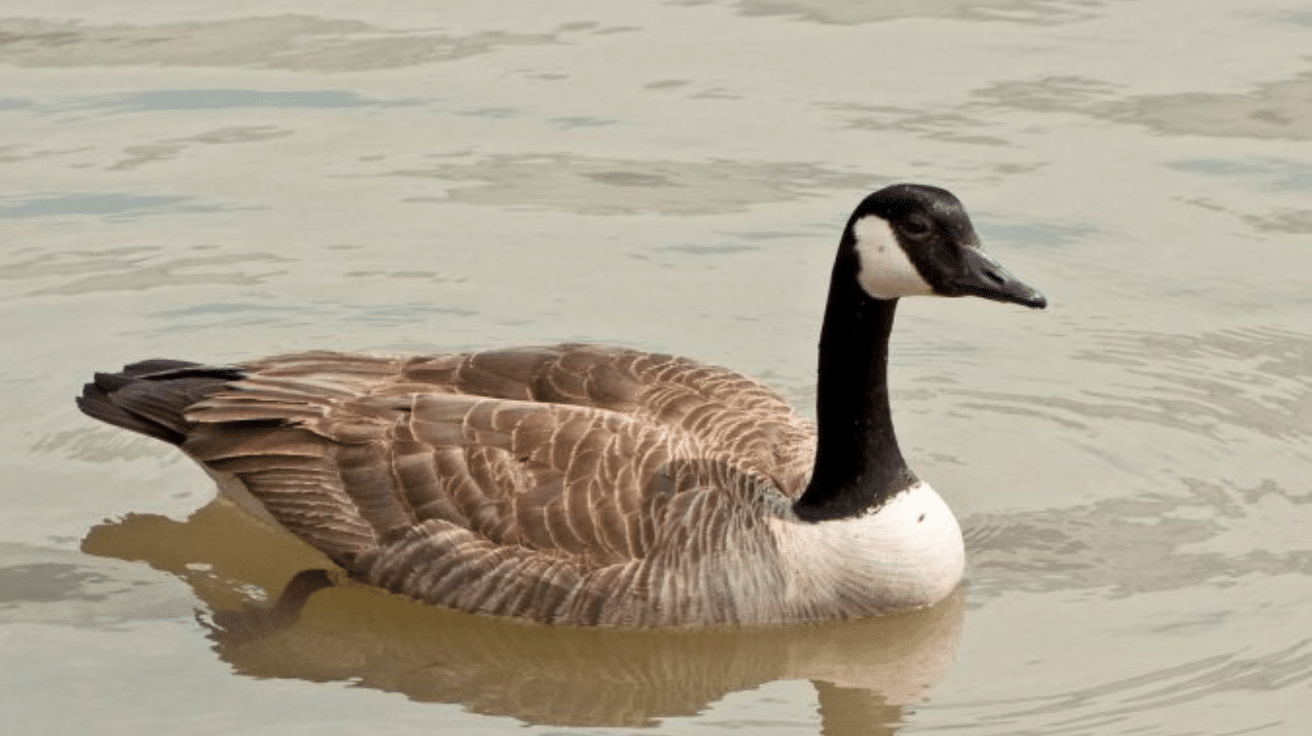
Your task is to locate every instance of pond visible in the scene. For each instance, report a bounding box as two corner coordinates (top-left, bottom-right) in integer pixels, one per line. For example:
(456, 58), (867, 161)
(2, 1), (1309, 734)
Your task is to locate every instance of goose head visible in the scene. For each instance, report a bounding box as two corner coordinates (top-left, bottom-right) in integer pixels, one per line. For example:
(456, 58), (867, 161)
(798, 183), (1045, 523)
(846, 183), (1047, 309)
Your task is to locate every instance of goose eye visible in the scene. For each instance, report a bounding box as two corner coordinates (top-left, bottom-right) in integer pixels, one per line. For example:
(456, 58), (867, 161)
(902, 216), (932, 237)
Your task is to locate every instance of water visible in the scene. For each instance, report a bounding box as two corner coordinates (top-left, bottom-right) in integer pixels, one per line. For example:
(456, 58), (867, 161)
(2, 1), (1310, 734)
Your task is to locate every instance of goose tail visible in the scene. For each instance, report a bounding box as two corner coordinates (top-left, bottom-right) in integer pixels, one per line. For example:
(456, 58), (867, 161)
(77, 357), (383, 566)
(77, 360), (245, 444)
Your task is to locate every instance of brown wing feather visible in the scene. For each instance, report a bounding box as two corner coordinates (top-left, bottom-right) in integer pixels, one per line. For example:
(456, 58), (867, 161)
(177, 344), (814, 624)
(404, 344), (815, 490)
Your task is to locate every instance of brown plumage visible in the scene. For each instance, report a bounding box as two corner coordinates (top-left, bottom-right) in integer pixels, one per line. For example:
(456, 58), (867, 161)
(80, 346), (819, 625)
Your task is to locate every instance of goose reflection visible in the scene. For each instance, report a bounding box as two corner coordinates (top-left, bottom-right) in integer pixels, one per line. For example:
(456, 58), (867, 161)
(82, 498), (965, 731)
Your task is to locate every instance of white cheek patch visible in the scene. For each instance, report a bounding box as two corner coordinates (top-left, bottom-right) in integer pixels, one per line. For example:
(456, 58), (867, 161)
(853, 216), (935, 299)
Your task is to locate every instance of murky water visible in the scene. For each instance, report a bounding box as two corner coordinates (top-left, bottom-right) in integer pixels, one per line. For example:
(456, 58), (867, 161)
(2, 1), (1310, 734)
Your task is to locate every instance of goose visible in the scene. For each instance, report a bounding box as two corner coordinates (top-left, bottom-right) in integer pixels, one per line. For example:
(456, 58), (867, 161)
(77, 183), (1046, 627)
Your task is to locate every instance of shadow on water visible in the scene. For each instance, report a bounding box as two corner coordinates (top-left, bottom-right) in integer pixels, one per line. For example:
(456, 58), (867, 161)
(79, 499), (965, 731)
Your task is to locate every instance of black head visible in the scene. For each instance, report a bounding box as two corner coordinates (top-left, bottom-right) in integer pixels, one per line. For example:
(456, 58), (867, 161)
(845, 183), (1047, 309)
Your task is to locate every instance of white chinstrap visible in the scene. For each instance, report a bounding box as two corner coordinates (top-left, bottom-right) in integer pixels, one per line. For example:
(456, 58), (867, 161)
(853, 216), (935, 300)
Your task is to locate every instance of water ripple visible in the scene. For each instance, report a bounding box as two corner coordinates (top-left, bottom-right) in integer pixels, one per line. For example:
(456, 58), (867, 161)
(389, 153), (879, 215)
(920, 641), (1312, 734)
(0, 16), (558, 71)
(975, 68), (1312, 141)
(964, 477), (1312, 600)
(949, 327), (1312, 441)
(1, 244), (287, 295)
(729, 0), (1100, 25)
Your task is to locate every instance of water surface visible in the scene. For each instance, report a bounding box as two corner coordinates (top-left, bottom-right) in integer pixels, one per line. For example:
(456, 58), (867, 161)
(2, 1), (1310, 734)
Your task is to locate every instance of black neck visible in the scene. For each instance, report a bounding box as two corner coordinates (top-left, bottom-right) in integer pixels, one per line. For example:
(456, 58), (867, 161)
(794, 262), (917, 522)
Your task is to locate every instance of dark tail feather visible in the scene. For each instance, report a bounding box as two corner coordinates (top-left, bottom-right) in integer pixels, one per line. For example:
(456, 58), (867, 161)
(77, 359), (245, 444)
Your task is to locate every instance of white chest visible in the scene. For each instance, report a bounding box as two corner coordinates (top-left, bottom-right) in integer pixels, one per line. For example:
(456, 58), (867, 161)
(768, 482), (965, 616)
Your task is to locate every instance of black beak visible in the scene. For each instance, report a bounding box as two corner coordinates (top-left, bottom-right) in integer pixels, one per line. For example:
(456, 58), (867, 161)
(952, 247), (1047, 309)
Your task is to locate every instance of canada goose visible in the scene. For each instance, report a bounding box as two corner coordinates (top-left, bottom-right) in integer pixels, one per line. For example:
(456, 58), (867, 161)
(77, 183), (1045, 627)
